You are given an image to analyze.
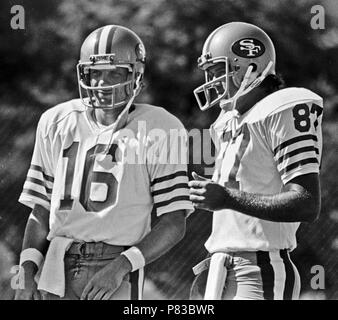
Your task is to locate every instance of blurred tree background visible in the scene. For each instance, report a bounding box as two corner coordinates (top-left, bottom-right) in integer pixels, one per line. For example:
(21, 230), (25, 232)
(0, 0), (337, 300)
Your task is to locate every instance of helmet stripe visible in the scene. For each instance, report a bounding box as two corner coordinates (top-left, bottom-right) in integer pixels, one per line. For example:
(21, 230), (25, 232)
(98, 25), (113, 54)
(94, 27), (104, 55)
(105, 26), (117, 54)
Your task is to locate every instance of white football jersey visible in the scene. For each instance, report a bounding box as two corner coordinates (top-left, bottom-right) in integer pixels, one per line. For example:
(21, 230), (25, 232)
(19, 99), (194, 245)
(205, 88), (323, 252)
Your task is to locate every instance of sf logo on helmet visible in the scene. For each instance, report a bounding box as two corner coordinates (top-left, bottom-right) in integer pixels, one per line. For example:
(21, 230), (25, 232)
(232, 38), (265, 58)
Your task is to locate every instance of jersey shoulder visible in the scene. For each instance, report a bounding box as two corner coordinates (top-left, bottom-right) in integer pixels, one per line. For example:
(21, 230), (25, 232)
(38, 99), (85, 136)
(244, 87), (323, 124)
(131, 103), (186, 131)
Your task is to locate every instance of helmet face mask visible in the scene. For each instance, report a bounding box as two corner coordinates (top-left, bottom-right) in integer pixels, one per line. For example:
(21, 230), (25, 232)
(194, 58), (233, 111)
(194, 22), (276, 111)
(77, 62), (135, 109)
(77, 25), (146, 110)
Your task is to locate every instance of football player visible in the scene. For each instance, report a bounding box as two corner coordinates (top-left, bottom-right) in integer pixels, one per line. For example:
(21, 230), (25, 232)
(189, 22), (323, 300)
(15, 25), (193, 300)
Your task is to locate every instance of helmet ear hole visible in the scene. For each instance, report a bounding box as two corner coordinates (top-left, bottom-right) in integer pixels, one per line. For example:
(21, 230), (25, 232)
(249, 63), (257, 72)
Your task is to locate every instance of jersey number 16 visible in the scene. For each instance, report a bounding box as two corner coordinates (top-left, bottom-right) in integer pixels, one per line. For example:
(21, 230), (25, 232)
(59, 142), (119, 212)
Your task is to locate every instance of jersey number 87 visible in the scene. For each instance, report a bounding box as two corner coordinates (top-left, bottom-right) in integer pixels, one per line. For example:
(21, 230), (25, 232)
(292, 103), (323, 133)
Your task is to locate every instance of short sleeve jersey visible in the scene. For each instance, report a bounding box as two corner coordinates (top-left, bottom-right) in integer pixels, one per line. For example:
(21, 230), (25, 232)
(205, 88), (323, 252)
(19, 100), (194, 245)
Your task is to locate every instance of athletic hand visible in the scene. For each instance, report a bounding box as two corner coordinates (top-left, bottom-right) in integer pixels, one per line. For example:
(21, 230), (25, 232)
(14, 265), (41, 300)
(80, 255), (132, 300)
(189, 172), (231, 211)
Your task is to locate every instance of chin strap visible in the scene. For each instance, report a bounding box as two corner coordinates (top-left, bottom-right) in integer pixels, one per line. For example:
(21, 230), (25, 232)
(220, 61), (274, 112)
(219, 61), (274, 139)
(98, 74), (142, 157)
(229, 109), (240, 140)
(112, 73), (142, 129)
(240, 61), (274, 96)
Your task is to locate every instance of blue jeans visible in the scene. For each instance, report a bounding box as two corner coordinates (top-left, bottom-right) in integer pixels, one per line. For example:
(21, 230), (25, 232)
(41, 241), (144, 300)
(190, 249), (301, 300)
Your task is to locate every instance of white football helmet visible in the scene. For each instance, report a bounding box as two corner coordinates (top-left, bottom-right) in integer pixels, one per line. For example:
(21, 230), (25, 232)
(77, 25), (146, 109)
(194, 22), (276, 111)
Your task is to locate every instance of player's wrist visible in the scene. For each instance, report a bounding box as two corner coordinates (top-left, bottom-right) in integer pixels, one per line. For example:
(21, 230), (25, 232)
(119, 254), (133, 273)
(19, 248), (44, 271)
(121, 246), (145, 272)
(20, 261), (38, 276)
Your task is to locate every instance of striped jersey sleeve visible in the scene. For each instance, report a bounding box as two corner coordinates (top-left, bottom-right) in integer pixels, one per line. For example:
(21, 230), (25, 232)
(19, 116), (55, 210)
(147, 126), (194, 217)
(266, 102), (323, 184)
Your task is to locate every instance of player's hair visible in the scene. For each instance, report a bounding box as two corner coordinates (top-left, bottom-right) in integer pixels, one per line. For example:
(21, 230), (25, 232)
(261, 73), (285, 93)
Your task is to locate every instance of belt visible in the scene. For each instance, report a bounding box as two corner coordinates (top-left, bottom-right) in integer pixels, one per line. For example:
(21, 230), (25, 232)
(66, 241), (127, 257)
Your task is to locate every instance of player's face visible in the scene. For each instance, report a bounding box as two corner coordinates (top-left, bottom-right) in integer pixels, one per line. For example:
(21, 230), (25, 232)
(90, 67), (129, 106)
(207, 62), (237, 106)
(207, 63), (226, 79)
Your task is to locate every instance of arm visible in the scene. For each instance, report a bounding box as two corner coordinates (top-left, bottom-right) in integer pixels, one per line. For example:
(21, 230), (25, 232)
(15, 204), (50, 300)
(189, 172), (320, 223)
(225, 173), (320, 222)
(133, 209), (186, 264)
